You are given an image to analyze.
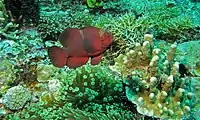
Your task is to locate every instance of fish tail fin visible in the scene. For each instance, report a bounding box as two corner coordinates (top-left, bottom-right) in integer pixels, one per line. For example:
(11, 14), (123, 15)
(48, 46), (68, 68)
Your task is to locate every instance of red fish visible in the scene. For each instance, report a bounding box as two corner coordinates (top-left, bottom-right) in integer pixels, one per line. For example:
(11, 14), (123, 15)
(48, 27), (113, 68)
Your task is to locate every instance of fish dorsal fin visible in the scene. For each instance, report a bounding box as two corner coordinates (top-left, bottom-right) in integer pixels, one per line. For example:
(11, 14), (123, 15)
(59, 28), (87, 56)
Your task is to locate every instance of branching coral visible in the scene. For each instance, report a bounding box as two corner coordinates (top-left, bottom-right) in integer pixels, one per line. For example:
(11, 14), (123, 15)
(0, 0), (19, 40)
(104, 12), (149, 46)
(97, 12), (149, 65)
(128, 0), (200, 42)
(0, 0), (7, 20)
(102, 0), (199, 44)
(111, 34), (197, 119)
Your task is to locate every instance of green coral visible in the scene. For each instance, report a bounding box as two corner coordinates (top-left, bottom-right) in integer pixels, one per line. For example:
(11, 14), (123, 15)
(0, 0), (19, 40)
(36, 64), (60, 83)
(37, 10), (94, 40)
(103, 12), (149, 46)
(0, 0), (7, 21)
(192, 77), (200, 119)
(129, 0), (200, 42)
(0, 29), (46, 86)
(37, 1), (94, 41)
(0, 28), (46, 65)
(101, 0), (200, 45)
(102, 0), (134, 13)
(5, 101), (137, 120)
(87, 0), (103, 8)
(4, 65), (139, 119)
(2, 85), (32, 110)
(175, 40), (200, 69)
(0, 59), (16, 86)
(37, 0), (200, 45)
(57, 64), (124, 108)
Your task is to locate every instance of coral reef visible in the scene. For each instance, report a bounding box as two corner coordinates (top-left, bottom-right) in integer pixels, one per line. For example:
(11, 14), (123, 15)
(3, 64), (140, 119)
(103, 12), (148, 46)
(0, 0), (19, 40)
(6, 102), (137, 120)
(103, 0), (200, 44)
(2, 85), (31, 110)
(87, 0), (103, 8)
(0, 0), (200, 119)
(175, 40), (200, 75)
(0, 59), (16, 86)
(111, 34), (197, 119)
(37, 1), (94, 41)
(36, 64), (59, 83)
(0, 28), (46, 86)
(192, 77), (200, 119)
(0, 28), (46, 64)
(102, 0), (134, 13)
(37, 10), (94, 40)
(57, 64), (124, 108)
(111, 34), (153, 78)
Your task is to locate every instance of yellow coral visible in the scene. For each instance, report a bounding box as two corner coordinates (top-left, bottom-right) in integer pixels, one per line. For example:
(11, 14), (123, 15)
(111, 34), (196, 119)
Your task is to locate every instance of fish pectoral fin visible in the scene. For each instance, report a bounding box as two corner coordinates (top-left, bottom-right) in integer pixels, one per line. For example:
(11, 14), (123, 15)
(67, 57), (89, 68)
(48, 46), (68, 68)
(91, 54), (102, 65)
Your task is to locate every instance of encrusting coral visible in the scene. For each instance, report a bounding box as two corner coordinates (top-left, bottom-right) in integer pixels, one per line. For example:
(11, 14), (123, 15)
(0, 58), (16, 85)
(36, 64), (60, 83)
(2, 85), (31, 111)
(110, 34), (197, 119)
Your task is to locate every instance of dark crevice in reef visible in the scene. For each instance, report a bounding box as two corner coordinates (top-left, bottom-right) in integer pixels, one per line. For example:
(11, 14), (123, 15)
(5, 0), (40, 25)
